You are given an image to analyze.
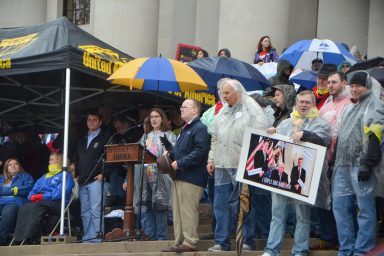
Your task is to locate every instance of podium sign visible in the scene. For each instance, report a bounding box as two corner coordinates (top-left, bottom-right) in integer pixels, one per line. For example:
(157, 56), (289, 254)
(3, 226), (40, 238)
(105, 143), (156, 163)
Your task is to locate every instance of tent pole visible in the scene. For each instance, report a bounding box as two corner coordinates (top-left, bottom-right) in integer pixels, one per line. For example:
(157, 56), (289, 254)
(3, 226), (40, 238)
(60, 68), (71, 235)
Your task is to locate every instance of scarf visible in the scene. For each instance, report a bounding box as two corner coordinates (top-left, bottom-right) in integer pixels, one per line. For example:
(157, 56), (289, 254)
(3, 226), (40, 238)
(291, 107), (319, 132)
(313, 86), (330, 109)
(46, 164), (62, 178)
(292, 107), (319, 119)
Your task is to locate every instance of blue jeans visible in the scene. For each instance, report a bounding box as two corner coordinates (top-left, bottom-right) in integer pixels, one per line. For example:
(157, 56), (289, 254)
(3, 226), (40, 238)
(265, 193), (310, 256)
(80, 180), (109, 242)
(244, 187), (271, 246)
(213, 182), (239, 250)
(318, 207), (338, 245)
(332, 166), (376, 256)
(0, 203), (19, 244)
(141, 209), (168, 240)
(109, 170), (126, 198)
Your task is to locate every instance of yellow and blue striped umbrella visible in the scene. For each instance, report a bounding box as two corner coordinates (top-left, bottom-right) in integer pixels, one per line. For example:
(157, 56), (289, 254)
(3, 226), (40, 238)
(107, 57), (208, 92)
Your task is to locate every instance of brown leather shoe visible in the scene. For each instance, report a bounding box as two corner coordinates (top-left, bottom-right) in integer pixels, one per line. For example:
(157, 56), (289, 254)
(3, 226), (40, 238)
(161, 245), (180, 252)
(174, 244), (197, 252)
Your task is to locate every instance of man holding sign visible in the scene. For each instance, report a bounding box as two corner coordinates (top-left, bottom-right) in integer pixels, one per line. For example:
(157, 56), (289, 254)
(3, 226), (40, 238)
(261, 90), (330, 256)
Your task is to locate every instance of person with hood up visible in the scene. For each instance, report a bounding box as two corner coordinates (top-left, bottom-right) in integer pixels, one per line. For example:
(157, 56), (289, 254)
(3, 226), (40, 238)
(272, 84), (296, 127)
(337, 61), (352, 73)
(331, 71), (384, 256)
(206, 79), (272, 252)
(268, 59), (294, 86)
(261, 90), (331, 256)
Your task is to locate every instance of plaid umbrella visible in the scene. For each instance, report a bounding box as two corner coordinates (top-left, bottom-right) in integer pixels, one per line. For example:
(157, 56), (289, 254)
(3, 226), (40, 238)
(236, 183), (250, 256)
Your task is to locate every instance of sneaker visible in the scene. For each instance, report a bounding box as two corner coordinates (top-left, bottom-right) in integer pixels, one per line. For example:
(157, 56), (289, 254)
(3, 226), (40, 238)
(260, 252), (273, 256)
(242, 244), (253, 251)
(208, 244), (225, 252)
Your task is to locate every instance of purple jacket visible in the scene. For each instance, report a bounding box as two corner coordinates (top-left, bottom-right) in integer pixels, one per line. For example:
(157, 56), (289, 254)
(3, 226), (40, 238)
(254, 48), (279, 64)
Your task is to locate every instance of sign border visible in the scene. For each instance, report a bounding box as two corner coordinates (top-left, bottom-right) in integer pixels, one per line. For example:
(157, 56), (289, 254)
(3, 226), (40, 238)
(236, 127), (326, 205)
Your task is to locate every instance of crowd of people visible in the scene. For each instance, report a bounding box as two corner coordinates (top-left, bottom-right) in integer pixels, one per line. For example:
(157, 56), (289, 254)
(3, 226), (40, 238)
(0, 35), (383, 256)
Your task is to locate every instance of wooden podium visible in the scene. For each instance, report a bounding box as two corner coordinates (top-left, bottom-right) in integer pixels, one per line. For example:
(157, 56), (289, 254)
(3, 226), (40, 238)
(104, 143), (156, 241)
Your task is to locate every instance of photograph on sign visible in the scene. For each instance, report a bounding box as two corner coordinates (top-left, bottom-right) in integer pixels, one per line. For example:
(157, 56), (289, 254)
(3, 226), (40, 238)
(236, 128), (326, 205)
(175, 43), (202, 63)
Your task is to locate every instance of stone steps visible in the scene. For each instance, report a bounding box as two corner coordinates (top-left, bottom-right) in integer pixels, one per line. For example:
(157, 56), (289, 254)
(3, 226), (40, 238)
(0, 239), (334, 256)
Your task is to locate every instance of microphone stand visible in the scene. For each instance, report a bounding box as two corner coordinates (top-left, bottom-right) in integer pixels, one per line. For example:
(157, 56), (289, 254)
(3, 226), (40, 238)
(136, 132), (147, 240)
(95, 152), (107, 241)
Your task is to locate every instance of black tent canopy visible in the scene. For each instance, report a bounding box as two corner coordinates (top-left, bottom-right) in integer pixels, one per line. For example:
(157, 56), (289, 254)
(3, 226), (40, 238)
(0, 17), (183, 133)
(0, 16), (193, 235)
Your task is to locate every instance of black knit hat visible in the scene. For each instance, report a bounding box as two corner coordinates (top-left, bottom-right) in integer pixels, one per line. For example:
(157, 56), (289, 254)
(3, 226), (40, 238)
(350, 71), (368, 86)
(317, 64), (337, 77)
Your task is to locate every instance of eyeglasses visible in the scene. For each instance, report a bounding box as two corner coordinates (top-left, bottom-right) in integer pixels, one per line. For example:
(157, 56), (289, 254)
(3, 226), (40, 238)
(297, 100), (313, 105)
(149, 115), (161, 119)
(180, 105), (195, 110)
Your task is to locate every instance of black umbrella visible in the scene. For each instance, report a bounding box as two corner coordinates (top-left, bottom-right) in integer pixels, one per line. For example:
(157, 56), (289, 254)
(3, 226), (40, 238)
(348, 56), (384, 72)
(370, 68), (384, 87)
(188, 56), (271, 93)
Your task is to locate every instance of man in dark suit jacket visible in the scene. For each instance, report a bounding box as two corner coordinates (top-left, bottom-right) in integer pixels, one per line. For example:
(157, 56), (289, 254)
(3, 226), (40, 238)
(75, 110), (110, 242)
(271, 163), (289, 184)
(290, 157), (306, 194)
(244, 140), (270, 182)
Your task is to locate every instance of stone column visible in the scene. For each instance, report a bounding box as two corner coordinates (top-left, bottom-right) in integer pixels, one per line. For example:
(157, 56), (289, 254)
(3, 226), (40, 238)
(317, 0), (369, 55)
(367, 0), (384, 58)
(91, 0), (160, 58)
(0, 0), (47, 27)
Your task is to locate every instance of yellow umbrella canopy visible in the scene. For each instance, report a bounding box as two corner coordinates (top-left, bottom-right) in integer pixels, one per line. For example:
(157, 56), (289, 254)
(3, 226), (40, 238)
(107, 57), (208, 92)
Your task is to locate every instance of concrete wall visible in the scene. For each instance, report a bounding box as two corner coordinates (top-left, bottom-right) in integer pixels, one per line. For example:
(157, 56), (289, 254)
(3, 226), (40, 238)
(218, 0), (317, 63)
(91, 0), (159, 58)
(0, 0), (47, 27)
(158, 0), (199, 59)
(46, 0), (64, 22)
(367, 0), (384, 58)
(195, 0), (220, 57)
(317, 0), (369, 55)
(0, 0), (381, 62)
(157, 0), (175, 58)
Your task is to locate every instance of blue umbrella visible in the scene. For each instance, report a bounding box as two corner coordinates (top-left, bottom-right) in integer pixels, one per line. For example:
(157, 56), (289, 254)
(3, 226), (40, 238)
(280, 39), (357, 70)
(188, 56), (270, 92)
(290, 70), (318, 89)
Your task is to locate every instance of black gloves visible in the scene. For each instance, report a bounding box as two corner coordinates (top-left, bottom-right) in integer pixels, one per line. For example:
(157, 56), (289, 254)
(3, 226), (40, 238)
(358, 134), (381, 182)
(358, 165), (371, 182)
(160, 134), (172, 151)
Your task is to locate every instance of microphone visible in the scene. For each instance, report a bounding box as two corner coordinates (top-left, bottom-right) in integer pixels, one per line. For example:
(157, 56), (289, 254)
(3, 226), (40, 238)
(106, 123), (142, 145)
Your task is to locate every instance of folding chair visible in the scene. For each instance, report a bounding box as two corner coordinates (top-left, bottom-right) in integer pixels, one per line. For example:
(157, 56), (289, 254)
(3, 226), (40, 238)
(9, 192), (76, 246)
